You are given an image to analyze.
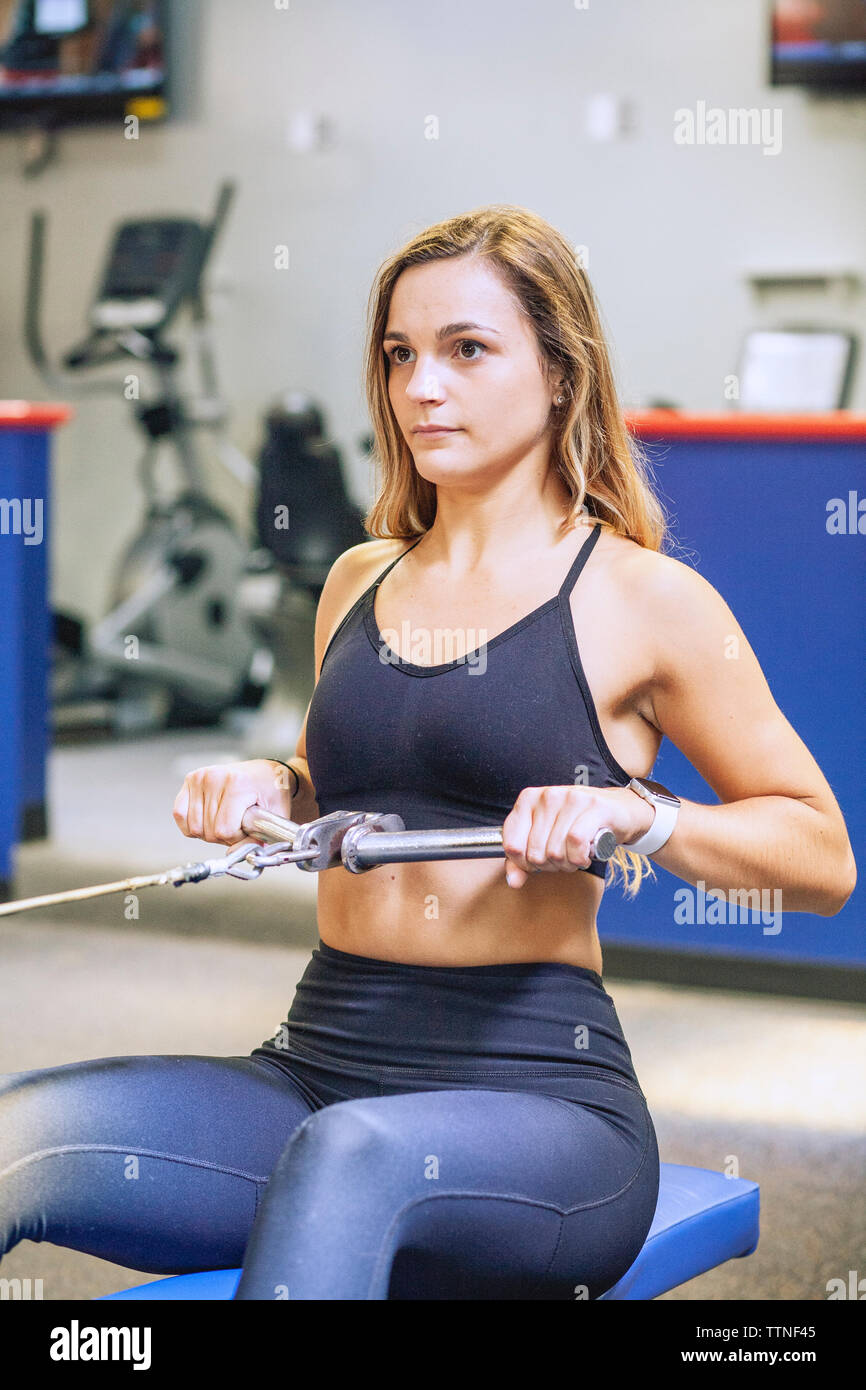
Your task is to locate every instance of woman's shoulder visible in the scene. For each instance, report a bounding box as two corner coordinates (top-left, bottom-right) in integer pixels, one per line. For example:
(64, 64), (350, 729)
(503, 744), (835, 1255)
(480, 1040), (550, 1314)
(598, 523), (732, 651)
(333, 536), (418, 595)
(596, 521), (694, 592)
(313, 538), (418, 676)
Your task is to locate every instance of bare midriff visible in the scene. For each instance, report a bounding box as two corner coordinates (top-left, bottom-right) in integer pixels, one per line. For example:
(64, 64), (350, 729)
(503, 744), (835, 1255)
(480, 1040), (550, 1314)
(312, 519), (663, 972)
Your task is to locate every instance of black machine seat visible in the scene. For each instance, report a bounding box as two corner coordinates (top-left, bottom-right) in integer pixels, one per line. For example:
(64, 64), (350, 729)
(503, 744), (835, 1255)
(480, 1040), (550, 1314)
(254, 397), (368, 599)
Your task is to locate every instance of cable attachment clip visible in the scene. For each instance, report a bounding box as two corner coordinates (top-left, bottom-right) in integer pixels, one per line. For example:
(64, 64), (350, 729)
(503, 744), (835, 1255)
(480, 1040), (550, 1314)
(290, 810), (406, 873)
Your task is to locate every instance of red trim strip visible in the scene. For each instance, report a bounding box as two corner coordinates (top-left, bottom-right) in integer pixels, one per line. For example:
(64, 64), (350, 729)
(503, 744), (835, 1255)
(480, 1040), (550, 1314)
(625, 411), (866, 441)
(0, 401), (74, 430)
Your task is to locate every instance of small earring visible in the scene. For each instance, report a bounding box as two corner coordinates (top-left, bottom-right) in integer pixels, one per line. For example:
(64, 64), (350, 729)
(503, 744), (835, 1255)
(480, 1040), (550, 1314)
(555, 394), (565, 405)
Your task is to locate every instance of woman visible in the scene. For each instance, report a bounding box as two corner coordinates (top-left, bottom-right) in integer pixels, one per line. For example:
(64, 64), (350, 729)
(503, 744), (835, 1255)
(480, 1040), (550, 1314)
(0, 206), (855, 1301)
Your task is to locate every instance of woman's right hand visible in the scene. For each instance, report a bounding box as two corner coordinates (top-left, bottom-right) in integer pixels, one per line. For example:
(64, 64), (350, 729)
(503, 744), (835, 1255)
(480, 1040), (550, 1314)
(172, 759), (295, 847)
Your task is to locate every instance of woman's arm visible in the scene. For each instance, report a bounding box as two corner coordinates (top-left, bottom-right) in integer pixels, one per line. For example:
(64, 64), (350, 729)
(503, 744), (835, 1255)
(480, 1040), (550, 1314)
(634, 552), (856, 916)
(269, 542), (383, 828)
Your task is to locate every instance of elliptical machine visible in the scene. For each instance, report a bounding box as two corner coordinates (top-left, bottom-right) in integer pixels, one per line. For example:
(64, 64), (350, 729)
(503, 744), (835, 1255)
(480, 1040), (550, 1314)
(24, 181), (273, 733)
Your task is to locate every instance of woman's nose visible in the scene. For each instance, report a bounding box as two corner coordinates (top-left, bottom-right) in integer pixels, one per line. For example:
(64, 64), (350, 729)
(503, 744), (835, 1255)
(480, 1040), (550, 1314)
(405, 364), (445, 402)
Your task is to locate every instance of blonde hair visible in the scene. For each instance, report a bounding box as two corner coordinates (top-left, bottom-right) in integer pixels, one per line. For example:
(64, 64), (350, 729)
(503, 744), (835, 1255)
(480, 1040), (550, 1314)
(361, 204), (672, 898)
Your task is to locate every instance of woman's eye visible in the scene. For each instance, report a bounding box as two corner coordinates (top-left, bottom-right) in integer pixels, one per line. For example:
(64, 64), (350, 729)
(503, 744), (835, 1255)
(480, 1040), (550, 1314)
(457, 339), (486, 360)
(386, 339), (487, 364)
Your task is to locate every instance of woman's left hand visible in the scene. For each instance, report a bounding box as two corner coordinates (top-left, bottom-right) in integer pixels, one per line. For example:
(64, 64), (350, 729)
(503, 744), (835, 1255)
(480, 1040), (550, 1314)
(501, 784), (655, 888)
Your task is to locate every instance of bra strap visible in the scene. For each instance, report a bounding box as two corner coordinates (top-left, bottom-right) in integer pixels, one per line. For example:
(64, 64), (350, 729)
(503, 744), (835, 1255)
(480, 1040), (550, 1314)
(558, 522), (602, 599)
(372, 535), (425, 589)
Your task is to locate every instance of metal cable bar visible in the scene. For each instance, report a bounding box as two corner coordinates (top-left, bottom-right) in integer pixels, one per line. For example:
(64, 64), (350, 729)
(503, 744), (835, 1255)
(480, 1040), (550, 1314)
(0, 807), (616, 917)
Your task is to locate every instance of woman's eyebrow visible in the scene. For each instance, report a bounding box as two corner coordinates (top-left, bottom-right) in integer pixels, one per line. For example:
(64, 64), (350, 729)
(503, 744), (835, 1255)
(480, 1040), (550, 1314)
(383, 321), (502, 344)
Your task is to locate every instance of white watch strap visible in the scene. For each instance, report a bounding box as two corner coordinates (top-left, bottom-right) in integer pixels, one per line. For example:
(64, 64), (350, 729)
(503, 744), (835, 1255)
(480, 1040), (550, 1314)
(626, 797), (679, 856)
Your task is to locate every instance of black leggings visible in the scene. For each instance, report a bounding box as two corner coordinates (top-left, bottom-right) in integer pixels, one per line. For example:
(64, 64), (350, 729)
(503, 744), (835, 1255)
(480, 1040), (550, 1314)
(0, 941), (660, 1299)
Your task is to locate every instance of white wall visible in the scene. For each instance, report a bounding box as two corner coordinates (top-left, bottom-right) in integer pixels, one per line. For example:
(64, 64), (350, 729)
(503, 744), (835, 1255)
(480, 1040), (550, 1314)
(1, 0), (864, 622)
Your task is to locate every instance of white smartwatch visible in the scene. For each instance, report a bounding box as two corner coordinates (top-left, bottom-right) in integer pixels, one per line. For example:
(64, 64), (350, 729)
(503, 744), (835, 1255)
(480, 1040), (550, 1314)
(625, 778), (681, 856)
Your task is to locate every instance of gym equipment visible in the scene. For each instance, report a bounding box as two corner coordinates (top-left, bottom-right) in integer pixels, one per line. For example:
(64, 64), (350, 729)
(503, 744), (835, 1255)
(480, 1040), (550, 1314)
(24, 180), (273, 733)
(0, 802), (760, 1297)
(0, 807), (619, 917)
(252, 393), (368, 601)
(238, 394), (369, 759)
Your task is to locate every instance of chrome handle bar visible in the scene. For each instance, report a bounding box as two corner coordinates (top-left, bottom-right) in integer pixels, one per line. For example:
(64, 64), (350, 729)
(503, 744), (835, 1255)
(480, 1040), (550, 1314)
(0, 807), (618, 919)
(240, 806), (618, 875)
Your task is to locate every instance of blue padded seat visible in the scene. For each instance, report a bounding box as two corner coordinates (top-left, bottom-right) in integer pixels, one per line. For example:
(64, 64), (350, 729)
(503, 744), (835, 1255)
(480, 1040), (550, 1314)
(598, 1162), (759, 1300)
(101, 1162), (760, 1302)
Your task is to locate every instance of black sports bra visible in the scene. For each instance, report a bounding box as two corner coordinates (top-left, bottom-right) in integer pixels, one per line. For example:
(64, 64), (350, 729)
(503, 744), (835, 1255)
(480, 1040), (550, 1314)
(304, 522), (636, 878)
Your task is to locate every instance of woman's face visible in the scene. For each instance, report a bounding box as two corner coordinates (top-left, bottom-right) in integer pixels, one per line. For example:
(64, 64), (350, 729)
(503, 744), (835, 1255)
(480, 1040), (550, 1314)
(383, 256), (559, 488)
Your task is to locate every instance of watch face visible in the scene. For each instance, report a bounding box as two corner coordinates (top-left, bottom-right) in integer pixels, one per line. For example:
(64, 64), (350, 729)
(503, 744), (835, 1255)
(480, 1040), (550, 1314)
(636, 778), (680, 806)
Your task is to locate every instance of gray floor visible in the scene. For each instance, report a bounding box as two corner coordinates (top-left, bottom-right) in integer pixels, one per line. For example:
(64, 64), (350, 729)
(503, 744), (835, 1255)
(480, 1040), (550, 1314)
(1, 731), (864, 1300)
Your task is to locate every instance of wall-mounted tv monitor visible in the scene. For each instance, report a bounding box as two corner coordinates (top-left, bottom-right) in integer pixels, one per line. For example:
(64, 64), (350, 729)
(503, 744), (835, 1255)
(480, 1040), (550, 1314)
(771, 0), (866, 90)
(0, 0), (167, 129)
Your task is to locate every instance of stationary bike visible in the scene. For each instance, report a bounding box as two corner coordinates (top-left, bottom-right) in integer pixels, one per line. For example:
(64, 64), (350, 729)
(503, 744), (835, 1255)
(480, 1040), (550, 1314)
(24, 181), (273, 733)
